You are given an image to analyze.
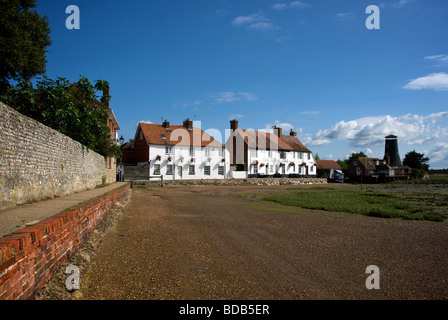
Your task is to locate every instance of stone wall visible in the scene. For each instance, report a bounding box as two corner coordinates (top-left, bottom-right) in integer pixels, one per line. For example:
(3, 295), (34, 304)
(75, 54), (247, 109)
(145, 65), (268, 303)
(0, 102), (108, 210)
(132, 177), (328, 186)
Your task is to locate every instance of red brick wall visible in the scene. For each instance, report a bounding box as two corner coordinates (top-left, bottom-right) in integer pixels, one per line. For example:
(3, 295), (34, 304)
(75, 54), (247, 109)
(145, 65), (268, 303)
(134, 127), (149, 164)
(0, 183), (130, 300)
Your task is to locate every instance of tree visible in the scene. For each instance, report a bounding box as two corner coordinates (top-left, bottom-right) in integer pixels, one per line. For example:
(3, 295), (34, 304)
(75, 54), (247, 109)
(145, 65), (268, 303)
(1, 76), (121, 158)
(0, 0), (52, 92)
(314, 153), (320, 160)
(344, 151), (367, 166)
(403, 150), (430, 172)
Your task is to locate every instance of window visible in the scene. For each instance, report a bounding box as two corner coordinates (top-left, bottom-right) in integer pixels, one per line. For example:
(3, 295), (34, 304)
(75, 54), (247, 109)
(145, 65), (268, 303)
(304, 153), (308, 160)
(204, 148), (211, 156)
(253, 165), (258, 174)
(204, 166), (211, 175)
(268, 150), (272, 158)
(166, 164), (173, 175)
(161, 134), (166, 140)
(189, 165), (195, 175)
(280, 152), (286, 159)
(165, 145), (173, 154)
(218, 166), (224, 175)
(190, 146), (195, 156)
(153, 164), (161, 175)
(140, 130), (144, 140)
(250, 149), (256, 157)
(219, 148), (225, 157)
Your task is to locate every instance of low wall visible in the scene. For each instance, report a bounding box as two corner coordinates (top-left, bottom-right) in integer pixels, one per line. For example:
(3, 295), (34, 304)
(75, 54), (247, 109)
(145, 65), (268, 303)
(0, 102), (111, 211)
(133, 177), (328, 186)
(0, 183), (130, 300)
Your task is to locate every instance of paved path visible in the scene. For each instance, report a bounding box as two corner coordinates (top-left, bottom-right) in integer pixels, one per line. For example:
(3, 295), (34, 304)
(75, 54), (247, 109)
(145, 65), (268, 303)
(0, 182), (129, 238)
(80, 185), (448, 300)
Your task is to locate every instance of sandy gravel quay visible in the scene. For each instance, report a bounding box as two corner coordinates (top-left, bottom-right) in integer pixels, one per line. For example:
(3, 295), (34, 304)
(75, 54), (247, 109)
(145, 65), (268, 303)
(79, 185), (448, 300)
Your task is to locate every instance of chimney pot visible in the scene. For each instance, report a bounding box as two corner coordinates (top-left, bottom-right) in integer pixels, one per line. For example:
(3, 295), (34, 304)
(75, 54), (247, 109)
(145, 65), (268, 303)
(230, 119), (239, 131)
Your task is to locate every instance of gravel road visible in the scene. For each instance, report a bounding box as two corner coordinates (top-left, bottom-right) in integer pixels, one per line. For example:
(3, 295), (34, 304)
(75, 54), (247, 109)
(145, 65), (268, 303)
(73, 185), (448, 300)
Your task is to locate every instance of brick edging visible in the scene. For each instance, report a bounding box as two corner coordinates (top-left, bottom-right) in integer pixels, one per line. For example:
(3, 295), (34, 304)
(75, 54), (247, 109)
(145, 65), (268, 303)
(0, 183), (130, 300)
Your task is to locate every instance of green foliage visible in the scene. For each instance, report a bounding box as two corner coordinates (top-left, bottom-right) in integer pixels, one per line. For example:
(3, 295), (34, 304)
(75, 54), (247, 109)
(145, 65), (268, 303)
(0, 0), (52, 91)
(410, 168), (427, 179)
(344, 151), (367, 166)
(263, 189), (445, 222)
(1, 76), (122, 158)
(403, 150), (430, 171)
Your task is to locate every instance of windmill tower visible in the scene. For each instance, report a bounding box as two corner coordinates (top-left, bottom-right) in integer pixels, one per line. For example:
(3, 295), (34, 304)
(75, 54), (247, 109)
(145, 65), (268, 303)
(384, 135), (402, 166)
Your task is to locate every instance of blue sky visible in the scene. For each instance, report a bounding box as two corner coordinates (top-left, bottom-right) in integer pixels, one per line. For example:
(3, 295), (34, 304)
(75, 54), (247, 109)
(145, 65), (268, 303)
(35, 0), (448, 168)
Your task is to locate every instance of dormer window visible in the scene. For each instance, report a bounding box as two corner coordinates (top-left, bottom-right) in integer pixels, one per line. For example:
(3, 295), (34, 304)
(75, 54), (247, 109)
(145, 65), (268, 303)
(161, 134), (166, 140)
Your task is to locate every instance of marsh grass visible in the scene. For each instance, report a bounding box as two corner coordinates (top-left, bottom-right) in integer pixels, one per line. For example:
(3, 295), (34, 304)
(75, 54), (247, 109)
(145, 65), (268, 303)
(263, 189), (445, 222)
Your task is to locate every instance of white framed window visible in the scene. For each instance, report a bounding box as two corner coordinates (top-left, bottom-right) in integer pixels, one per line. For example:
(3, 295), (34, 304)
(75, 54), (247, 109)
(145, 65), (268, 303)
(165, 145), (173, 154)
(204, 148), (211, 156)
(189, 165), (195, 175)
(204, 166), (211, 175)
(219, 148), (225, 157)
(153, 164), (161, 175)
(218, 166), (224, 175)
(166, 164), (173, 175)
(190, 146), (195, 156)
(253, 165), (258, 174)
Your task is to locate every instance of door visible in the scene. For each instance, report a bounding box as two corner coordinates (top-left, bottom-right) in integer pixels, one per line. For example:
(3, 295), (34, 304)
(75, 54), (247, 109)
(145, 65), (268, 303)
(177, 166), (183, 179)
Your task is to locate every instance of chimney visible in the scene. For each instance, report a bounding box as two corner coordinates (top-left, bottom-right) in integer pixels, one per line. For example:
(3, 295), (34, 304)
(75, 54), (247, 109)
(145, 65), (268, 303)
(162, 120), (170, 130)
(183, 118), (193, 131)
(274, 126), (282, 137)
(230, 119), (239, 131)
(103, 85), (110, 108)
(290, 129), (297, 137)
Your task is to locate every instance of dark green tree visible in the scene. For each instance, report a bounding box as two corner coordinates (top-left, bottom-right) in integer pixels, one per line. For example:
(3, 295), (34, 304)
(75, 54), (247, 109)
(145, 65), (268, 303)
(0, 0), (52, 92)
(344, 151), (367, 166)
(403, 150), (430, 172)
(1, 76), (122, 158)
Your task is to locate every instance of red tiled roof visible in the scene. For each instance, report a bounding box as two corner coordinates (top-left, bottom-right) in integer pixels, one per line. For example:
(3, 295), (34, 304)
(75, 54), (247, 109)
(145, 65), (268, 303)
(234, 129), (311, 152)
(139, 122), (223, 148)
(316, 160), (342, 170)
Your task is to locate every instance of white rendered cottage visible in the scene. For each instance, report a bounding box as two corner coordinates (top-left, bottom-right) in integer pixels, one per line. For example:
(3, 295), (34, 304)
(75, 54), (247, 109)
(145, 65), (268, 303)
(132, 119), (228, 180)
(226, 120), (316, 178)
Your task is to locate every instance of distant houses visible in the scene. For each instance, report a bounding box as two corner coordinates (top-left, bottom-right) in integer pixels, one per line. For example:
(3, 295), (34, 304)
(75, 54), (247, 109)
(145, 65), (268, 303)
(118, 119), (317, 181)
(348, 135), (411, 182)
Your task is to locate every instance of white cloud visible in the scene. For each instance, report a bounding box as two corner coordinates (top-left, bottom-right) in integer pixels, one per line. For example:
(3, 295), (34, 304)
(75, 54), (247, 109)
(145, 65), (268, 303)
(272, 1), (310, 10)
(231, 11), (280, 31)
(311, 112), (448, 147)
(403, 72), (448, 91)
(424, 54), (448, 66)
(336, 12), (354, 21)
(231, 11), (267, 26)
(290, 1), (311, 8)
(428, 142), (448, 163)
(229, 113), (244, 120)
(301, 110), (320, 115)
(212, 91), (258, 104)
(247, 22), (279, 31)
(272, 3), (288, 10)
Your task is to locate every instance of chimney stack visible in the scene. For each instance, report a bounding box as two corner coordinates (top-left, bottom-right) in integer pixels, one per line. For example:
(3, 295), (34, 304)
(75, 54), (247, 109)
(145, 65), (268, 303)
(162, 120), (170, 130)
(274, 126), (282, 137)
(290, 129), (297, 137)
(183, 118), (193, 131)
(230, 119), (239, 131)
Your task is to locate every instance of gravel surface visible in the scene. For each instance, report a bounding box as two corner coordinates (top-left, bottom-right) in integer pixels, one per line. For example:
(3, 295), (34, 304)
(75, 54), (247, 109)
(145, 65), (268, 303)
(36, 184), (448, 300)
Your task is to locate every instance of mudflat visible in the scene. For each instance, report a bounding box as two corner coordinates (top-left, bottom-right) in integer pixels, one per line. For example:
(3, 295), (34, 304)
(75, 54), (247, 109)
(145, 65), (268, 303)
(79, 183), (448, 300)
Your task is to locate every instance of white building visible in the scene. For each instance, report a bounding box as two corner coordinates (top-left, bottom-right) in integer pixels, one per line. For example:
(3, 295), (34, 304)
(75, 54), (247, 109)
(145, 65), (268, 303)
(226, 120), (316, 178)
(130, 119), (228, 180)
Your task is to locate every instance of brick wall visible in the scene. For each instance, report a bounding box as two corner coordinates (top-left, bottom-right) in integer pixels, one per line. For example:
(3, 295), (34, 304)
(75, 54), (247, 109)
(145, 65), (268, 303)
(0, 102), (113, 211)
(0, 183), (130, 300)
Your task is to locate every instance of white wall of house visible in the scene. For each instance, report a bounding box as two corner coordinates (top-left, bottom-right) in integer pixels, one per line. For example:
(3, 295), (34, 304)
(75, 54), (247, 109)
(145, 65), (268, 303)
(147, 145), (229, 180)
(247, 148), (316, 176)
